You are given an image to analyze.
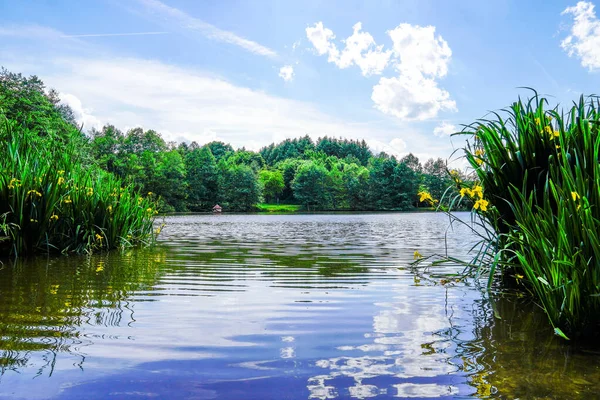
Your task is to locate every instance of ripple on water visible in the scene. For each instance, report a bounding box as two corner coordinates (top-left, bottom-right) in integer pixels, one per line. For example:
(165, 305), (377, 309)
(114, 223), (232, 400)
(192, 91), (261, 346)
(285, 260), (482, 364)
(0, 213), (598, 399)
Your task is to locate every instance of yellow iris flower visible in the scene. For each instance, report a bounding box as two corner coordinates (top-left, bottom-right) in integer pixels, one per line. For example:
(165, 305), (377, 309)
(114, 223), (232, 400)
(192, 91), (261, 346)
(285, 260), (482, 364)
(473, 198), (489, 212)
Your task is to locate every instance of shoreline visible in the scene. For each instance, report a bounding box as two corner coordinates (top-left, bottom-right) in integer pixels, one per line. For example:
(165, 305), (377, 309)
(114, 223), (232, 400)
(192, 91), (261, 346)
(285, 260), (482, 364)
(161, 207), (473, 216)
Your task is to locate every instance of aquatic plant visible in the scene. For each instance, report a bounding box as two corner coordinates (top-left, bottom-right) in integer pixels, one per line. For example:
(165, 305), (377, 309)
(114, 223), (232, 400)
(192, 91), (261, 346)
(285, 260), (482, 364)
(453, 92), (600, 339)
(0, 118), (159, 256)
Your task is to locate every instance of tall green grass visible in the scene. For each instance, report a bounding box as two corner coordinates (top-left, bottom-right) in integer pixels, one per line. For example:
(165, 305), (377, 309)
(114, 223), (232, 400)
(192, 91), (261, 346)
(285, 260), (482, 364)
(455, 92), (600, 339)
(0, 118), (159, 256)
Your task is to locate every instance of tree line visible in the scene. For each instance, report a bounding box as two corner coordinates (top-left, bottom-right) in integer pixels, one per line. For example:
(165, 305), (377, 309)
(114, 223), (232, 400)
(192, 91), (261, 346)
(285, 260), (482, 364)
(89, 127), (461, 212)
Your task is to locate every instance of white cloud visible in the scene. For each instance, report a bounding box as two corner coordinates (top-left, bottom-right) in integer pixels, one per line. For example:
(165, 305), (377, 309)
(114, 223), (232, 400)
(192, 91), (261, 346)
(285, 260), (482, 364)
(336, 23), (392, 76)
(135, 0), (277, 59)
(561, 1), (600, 70)
(365, 138), (452, 162)
(278, 65), (294, 82)
(433, 121), (457, 137)
(373, 24), (455, 121)
(59, 92), (102, 130)
(388, 24), (452, 78)
(306, 22), (392, 76)
(372, 70), (456, 120)
(389, 138), (407, 153)
(306, 22), (339, 60)
(366, 138), (407, 158)
(306, 21), (455, 121)
(166, 128), (223, 147)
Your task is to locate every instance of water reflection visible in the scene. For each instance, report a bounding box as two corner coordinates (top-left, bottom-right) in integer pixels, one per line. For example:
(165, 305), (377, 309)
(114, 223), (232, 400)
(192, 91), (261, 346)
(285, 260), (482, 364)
(306, 286), (468, 399)
(0, 213), (597, 399)
(458, 292), (600, 398)
(0, 250), (167, 378)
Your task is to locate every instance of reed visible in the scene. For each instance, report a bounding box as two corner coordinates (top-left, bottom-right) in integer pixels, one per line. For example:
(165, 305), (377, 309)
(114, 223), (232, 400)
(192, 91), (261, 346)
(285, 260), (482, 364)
(0, 118), (159, 256)
(454, 92), (600, 338)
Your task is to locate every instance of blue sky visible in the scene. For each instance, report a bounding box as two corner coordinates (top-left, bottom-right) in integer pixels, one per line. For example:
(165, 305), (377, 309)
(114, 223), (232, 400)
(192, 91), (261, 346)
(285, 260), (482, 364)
(1, 0), (599, 161)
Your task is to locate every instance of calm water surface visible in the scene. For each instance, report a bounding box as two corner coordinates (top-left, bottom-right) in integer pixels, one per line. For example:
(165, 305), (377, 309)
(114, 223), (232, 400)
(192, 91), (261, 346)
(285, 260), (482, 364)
(0, 213), (599, 399)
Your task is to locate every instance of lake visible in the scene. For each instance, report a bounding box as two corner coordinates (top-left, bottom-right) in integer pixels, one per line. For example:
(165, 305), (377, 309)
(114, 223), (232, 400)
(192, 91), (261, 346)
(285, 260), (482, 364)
(0, 213), (598, 399)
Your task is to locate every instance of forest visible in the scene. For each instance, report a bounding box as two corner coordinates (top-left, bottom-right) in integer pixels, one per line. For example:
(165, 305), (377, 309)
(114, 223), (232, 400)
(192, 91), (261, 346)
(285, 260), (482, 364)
(90, 125), (462, 212)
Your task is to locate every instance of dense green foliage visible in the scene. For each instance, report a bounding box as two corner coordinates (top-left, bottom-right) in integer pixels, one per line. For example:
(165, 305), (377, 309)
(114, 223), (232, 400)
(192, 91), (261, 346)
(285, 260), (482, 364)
(90, 127), (457, 213)
(218, 164), (262, 212)
(0, 68), (76, 132)
(259, 169), (284, 203)
(0, 70), (157, 256)
(90, 126), (187, 211)
(185, 146), (219, 211)
(456, 93), (600, 339)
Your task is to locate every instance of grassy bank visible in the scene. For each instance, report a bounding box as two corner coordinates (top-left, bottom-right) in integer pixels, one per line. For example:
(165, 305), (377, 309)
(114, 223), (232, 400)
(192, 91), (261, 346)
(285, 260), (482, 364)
(256, 203), (303, 213)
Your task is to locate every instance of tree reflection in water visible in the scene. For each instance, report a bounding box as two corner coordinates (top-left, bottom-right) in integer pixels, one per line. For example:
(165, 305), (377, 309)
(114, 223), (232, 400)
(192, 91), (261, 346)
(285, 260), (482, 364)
(458, 291), (600, 398)
(0, 249), (167, 378)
